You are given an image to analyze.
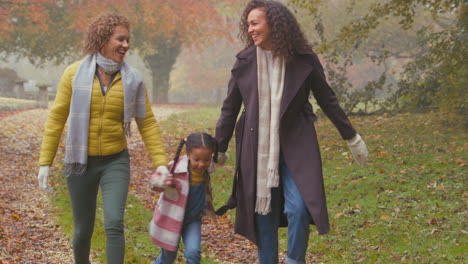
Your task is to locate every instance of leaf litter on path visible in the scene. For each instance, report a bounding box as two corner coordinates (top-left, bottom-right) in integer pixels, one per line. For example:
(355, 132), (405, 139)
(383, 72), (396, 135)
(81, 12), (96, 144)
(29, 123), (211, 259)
(0, 105), (193, 263)
(0, 109), (73, 264)
(1, 105), (319, 264)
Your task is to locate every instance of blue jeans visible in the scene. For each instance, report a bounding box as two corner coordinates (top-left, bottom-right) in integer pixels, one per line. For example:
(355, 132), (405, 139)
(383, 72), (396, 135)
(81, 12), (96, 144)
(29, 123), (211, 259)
(155, 183), (206, 264)
(255, 160), (311, 264)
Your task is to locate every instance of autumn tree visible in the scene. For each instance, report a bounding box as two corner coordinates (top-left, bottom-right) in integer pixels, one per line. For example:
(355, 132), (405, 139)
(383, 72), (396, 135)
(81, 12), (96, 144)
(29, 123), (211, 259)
(290, 0), (403, 113)
(0, 0), (234, 103)
(327, 0), (466, 115)
(290, 0), (466, 120)
(168, 1), (245, 104)
(99, 0), (232, 103)
(0, 0), (81, 65)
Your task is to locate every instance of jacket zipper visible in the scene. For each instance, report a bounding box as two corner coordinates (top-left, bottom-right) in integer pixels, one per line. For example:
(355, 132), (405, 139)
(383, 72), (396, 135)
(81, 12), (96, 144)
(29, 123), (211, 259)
(98, 75), (118, 156)
(98, 96), (106, 156)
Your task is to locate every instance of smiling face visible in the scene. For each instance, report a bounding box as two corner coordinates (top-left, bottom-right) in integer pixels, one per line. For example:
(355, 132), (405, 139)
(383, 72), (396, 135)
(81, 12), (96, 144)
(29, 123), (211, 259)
(100, 25), (129, 63)
(247, 7), (271, 50)
(187, 147), (213, 174)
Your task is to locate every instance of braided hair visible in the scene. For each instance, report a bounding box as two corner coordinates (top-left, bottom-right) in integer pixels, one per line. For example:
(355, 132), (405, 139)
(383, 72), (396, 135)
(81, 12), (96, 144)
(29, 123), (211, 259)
(170, 132), (219, 174)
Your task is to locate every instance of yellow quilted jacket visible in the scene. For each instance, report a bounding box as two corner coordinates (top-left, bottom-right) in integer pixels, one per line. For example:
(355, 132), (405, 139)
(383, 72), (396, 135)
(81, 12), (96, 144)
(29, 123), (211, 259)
(39, 61), (168, 168)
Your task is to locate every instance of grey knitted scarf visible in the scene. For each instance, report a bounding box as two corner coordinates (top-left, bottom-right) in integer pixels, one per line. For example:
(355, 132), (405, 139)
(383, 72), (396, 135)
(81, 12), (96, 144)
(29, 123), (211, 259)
(64, 53), (146, 177)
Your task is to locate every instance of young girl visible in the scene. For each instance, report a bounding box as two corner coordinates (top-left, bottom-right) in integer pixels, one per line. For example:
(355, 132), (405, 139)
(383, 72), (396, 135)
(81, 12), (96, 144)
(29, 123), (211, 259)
(149, 132), (218, 264)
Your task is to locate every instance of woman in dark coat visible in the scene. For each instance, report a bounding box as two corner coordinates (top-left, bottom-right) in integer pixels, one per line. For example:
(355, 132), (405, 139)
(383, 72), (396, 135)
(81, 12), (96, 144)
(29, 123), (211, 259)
(215, 1), (368, 263)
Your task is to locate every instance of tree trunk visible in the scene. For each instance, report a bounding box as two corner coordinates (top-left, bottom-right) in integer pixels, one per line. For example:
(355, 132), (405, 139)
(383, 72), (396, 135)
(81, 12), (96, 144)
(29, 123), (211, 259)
(16, 81), (25, 98)
(143, 38), (182, 103)
(37, 85), (49, 108)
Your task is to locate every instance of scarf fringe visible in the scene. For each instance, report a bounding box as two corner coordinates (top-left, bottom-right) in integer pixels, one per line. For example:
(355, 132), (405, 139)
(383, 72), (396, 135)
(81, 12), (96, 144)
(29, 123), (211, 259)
(64, 163), (87, 177)
(267, 167), (279, 188)
(124, 119), (144, 137)
(255, 196), (271, 215)
(124, 122), (132, 137)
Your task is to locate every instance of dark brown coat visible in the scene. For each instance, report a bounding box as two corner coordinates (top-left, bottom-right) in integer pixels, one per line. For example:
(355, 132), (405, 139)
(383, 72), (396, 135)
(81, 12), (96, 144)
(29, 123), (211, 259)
(215, 46), (356, 245)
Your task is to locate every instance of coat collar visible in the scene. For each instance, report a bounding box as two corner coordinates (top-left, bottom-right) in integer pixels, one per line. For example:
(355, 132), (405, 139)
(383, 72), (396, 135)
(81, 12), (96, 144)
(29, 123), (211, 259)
(232, 46), (257, 72)
(232, 46), (315, 118)
(280, 55), (313, 118)
(170, 155), (189, 174)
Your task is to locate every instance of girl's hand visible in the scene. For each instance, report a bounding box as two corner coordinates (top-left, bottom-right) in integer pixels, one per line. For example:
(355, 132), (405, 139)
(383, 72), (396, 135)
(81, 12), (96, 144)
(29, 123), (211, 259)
(165, 174), (175, 187)
(163, 175), (179, 201)
(217, 152), (229, 165)
(150, 165), (170, 189)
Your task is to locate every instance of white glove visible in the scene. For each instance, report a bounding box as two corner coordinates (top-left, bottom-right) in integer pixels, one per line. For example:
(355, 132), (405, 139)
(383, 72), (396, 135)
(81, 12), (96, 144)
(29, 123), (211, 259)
(217, 152), (229, 165)
(346, 134), (368, 167)
(150, 165), (170, 189)
(37, 165), (51, 191)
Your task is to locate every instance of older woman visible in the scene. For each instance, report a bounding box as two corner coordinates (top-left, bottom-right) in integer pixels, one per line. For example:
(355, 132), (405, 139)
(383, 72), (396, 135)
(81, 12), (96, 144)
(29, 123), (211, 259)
(215, 1), (368, 263)
(36, 14), (169, 264)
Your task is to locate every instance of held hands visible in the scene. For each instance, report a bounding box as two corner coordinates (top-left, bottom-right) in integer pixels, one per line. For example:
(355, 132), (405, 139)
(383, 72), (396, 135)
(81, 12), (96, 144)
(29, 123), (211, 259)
(37, 165), (51, 191)
(217, 152), (229, 165)
(150, 165), (172, 189)
(346, 134), (368, 167)
(150, 165), (179, 200)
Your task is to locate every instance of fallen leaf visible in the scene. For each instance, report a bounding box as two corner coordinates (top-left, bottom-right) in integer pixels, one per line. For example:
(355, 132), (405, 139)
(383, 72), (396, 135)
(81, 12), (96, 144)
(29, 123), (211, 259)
(380, 214), (391, 220)
(11, 214), (20, 221)
(334, 212), (345, 219)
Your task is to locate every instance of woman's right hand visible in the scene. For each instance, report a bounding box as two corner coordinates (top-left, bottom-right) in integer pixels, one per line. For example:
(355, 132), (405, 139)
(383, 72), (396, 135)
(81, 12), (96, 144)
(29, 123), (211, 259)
(37, 165), (51, 191)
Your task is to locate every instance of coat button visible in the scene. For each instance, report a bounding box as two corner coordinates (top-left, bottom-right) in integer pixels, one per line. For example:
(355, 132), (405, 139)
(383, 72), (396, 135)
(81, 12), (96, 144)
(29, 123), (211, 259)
(250, 128), (253, 131)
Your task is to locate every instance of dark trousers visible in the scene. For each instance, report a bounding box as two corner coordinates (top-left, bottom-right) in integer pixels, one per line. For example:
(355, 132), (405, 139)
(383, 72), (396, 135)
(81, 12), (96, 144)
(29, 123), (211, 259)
(67, 150), (130, 264)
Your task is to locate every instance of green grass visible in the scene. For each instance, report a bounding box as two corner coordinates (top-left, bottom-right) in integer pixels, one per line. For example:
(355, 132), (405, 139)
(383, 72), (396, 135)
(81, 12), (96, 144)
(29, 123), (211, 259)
(301, 112), (467, 263)
(51, 107), (467, 263)
(0, 96), (40, 111)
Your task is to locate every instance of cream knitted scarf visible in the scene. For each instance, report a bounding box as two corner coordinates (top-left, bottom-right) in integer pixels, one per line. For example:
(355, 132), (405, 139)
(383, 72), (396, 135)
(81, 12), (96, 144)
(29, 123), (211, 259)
(255, 47), (285, 215)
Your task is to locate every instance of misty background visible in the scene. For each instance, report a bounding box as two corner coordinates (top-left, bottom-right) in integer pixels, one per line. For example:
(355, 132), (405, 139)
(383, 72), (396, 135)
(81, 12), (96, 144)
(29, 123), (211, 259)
(0, 0), (465, 123)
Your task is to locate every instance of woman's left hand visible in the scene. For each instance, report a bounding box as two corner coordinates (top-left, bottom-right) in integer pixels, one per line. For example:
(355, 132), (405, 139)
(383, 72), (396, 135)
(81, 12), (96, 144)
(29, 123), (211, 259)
(346, 134), (368, 167)
(165, 174), (175, 187)
(150, 165), (171, 189)
(217, 152), (229, 165)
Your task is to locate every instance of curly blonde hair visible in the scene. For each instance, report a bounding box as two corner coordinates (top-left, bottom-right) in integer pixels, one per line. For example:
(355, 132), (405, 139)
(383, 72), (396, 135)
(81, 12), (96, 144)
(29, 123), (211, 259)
(83, 13), (130, 55)
(239, 0), (312, 61)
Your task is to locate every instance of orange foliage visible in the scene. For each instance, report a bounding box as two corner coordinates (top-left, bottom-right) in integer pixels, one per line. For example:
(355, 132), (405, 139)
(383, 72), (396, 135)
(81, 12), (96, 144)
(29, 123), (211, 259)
(70, 0), (231, 48)
(0, 0), (58, 36)
(0, 0), (235, 55)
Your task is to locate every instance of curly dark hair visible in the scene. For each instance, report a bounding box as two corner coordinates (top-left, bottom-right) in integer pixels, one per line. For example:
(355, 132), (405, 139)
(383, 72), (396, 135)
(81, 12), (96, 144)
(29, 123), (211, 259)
(239, 0), (312, 60)
(83, 13), (130, 55)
